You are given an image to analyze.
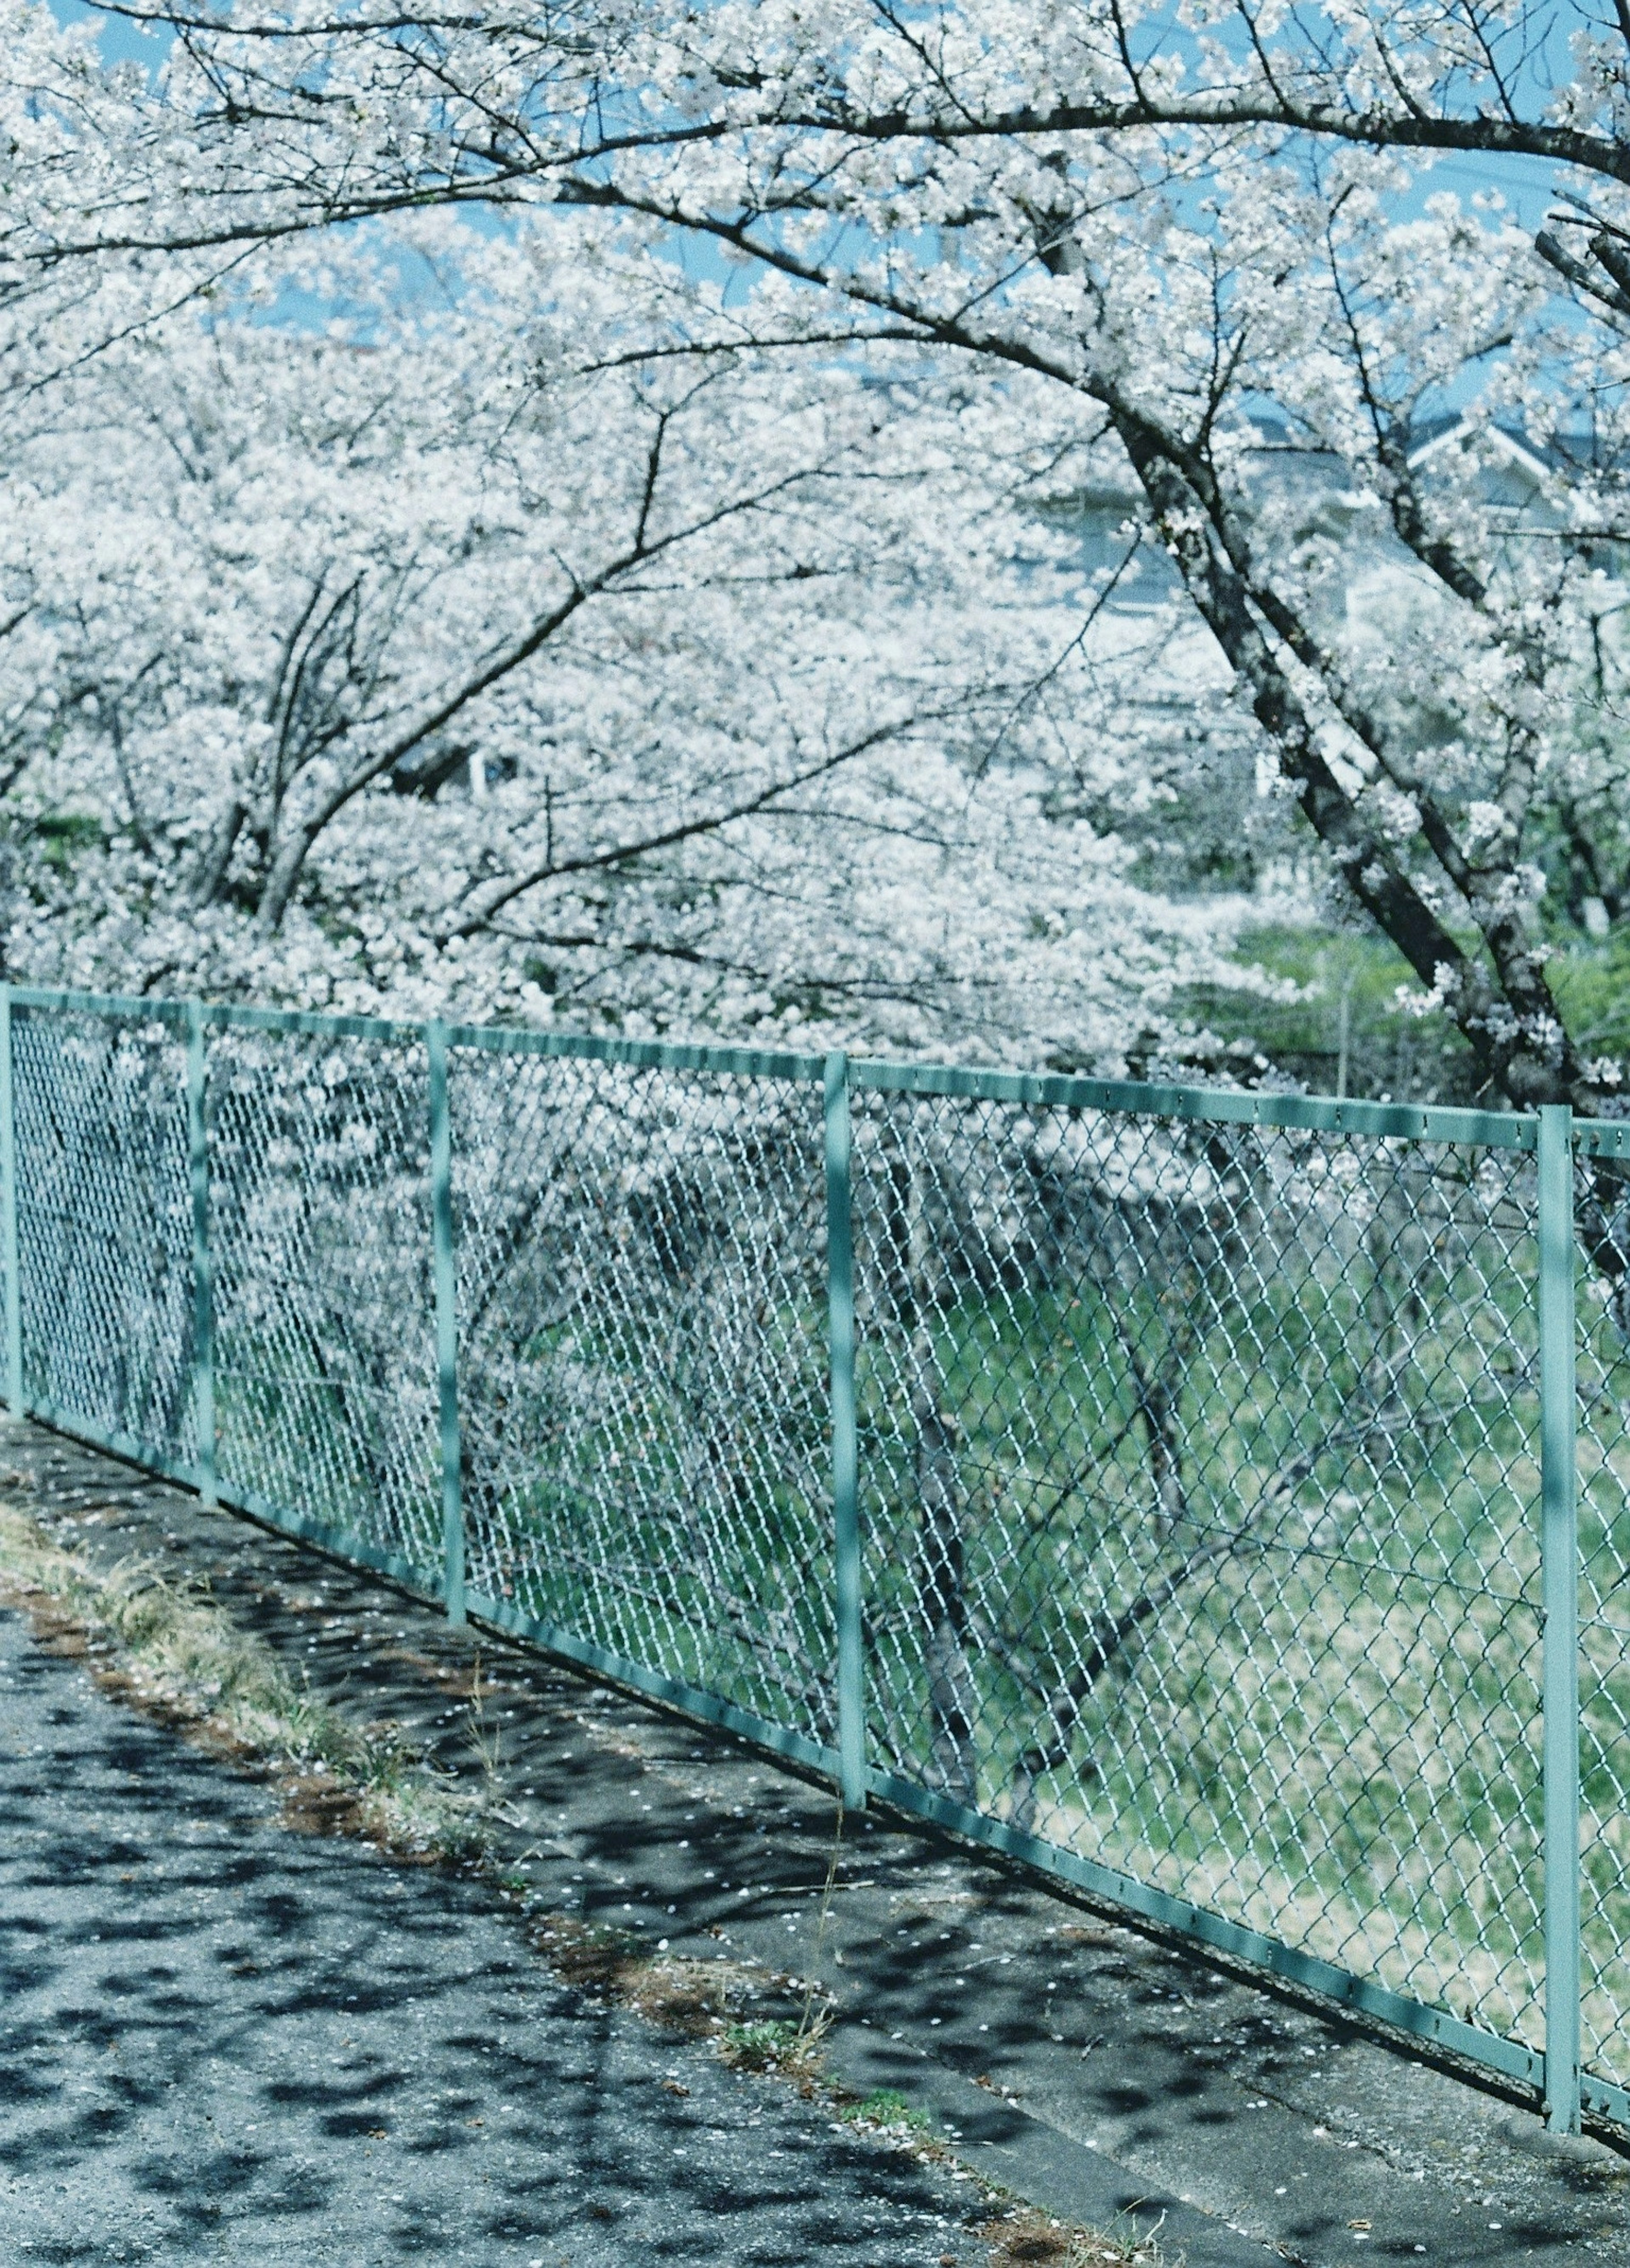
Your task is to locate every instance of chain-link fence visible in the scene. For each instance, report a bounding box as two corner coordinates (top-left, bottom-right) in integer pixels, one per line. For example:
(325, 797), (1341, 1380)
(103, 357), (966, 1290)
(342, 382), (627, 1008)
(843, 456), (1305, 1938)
(2, 987), (1624, 2137)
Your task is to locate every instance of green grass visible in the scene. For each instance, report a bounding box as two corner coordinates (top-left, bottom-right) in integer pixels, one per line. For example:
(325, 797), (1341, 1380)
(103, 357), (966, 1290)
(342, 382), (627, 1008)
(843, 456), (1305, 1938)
(718, 2016), (829, 2079)
(842, 1187), (1587, 2049)
(1177, 923), (1473, 1099)
(1548, 926), (1630, 1065)
(838, 2088), (933, 2133)
(1182, 919), (1630, 1103)
(457, 1286), (839, 1737)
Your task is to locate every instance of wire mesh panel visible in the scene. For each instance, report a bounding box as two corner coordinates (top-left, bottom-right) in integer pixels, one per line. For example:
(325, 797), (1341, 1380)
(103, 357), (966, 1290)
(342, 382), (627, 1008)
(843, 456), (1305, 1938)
(1574, 1145), (1630, 2102)
(12, 1002), (197, 1468)
(448, 1042), (835, 1750)
(11, 984), (1622, 2105)
(207, 1019), (439, 1584)
(851, 1084), (1547, 2060)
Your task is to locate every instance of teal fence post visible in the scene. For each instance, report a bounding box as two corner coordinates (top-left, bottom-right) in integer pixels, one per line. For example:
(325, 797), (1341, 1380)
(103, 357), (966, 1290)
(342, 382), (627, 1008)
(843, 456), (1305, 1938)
(0, 986), (20, 1415)
(186, 1003), (216, 1506)
(428, 1021), (466, 1627)
(1537, 1103), (1581, 2134)
(825, 1051), (865, 1812)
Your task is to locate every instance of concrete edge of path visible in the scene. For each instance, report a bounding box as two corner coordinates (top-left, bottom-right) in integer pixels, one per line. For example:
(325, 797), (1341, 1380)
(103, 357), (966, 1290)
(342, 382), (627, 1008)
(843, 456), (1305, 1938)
(822, 2015), (1285, 2265)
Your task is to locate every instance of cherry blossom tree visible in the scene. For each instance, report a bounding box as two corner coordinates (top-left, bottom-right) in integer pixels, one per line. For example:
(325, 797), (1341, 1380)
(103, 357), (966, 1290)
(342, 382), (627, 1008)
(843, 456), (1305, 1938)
(24, 0), (1630, 1109)
(0, 205), (1252, 1054)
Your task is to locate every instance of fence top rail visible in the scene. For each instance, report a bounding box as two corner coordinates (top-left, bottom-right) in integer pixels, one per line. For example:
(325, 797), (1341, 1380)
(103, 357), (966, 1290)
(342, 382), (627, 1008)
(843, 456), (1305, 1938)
(1576, 1116), (1630, 1159)
(442, 1022), (830, 1084)
(6, 988), (829, 1078)
(850, 1056), (1540, 1149)
(4, 982), (1546, 1147)
(8, 987), (413, 1045)
(9, 984), (192, 1028)
(210, 1001), (421, 1046)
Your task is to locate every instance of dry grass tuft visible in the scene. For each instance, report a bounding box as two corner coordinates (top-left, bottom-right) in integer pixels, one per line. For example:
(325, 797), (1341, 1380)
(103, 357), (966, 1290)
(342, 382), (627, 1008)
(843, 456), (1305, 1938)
(0, 1502), (490, 1861)
(528, 1913), (791, 2024)
(527, 1911), (829, 2079)
(982, 2205), (1180, 2268)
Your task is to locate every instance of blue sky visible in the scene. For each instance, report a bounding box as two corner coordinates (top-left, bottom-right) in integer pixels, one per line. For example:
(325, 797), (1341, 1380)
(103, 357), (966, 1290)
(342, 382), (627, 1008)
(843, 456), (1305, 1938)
(45, 0), (1591, 339)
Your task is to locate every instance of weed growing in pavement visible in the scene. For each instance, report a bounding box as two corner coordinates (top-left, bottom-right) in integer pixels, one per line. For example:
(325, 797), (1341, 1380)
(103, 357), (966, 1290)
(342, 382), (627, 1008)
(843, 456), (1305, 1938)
(0, 1503), (490, 1860)
(465, 1649), (507, 1801)
(718, 2013), (832, 2083)
(797, 1801), (845, 2038)
(839, 2087), (934, 2136)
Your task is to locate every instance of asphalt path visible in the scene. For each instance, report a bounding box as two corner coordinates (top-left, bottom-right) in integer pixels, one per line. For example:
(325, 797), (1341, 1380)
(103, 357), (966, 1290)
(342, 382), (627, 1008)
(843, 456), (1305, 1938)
(0, 1608), (986, 2266)
(7, 1424), (1628, 2268)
